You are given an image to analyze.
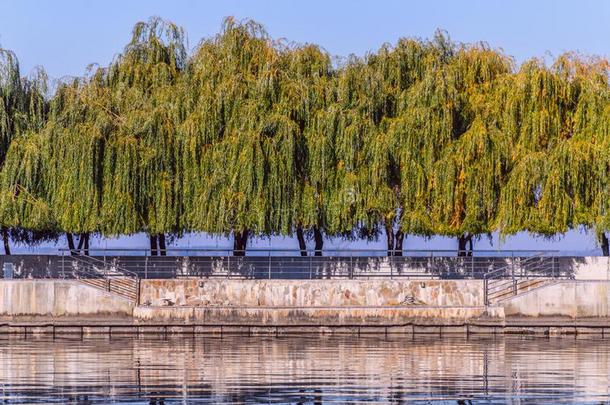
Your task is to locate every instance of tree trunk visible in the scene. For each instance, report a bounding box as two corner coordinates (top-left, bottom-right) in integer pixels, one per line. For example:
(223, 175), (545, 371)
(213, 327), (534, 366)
(385, 221), (395, 256)
(149, 234), (158, 256)
(76, 232), (90, 256)
(458, 234), (468, 257)
(602, 233), (609, 257)
(313, 226), (323, 257)
(394, 230), (404, 257)
(158, 233), (167, 256)
(458, 233), (473, 257)
(1, 227), (10, 255)
(83, 233), (90, 256)
(66, 232), (75, 255)
(77, 234), (84, 251)
(233, 229), (249, 256)
(296, 226), (307, 257)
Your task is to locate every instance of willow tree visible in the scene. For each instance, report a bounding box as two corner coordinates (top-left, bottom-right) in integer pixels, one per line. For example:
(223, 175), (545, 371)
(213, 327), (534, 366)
(276, 43), (334, 256)
(428, 44), (513, 255)
(0, 49), (55, 254)
(497, 58), (583, 242)
(0, 18), (607, 258)
(564, 56), (610, 254)
(99, 17), (187, 255)
(358, 33), (457, 256)
(180, 18), (302, 255)
(334, 55), (387, 252)
(0, 18), (187, 256)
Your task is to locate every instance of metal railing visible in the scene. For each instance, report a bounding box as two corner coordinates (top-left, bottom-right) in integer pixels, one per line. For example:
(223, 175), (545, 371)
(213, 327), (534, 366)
(61, 252), (140, 303)
(484, 254), (570, 305)
(57, 248), (563, 281)
(59, 247), (555, 257)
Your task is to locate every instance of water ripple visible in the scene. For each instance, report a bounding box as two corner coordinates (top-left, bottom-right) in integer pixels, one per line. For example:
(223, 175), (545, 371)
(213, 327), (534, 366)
(0, 335), (609, 403)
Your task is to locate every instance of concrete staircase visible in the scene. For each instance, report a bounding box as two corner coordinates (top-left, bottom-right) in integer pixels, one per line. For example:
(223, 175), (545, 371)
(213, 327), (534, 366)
(486, 277), (557, 304)
(484, 253), (565, 305)
(63, 254), (140, 303)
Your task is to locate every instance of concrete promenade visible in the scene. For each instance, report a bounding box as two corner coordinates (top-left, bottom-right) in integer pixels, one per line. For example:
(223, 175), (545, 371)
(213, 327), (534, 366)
(1, 257), (610, 335)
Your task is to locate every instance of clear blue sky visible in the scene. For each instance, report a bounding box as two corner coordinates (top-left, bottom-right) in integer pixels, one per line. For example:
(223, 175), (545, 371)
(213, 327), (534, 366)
(0, 0), (608, 253)
(1, 0), (608, 79)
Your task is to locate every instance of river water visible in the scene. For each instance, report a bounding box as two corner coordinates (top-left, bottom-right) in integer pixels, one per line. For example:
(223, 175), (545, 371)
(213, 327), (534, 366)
(1, 335), (610, 403)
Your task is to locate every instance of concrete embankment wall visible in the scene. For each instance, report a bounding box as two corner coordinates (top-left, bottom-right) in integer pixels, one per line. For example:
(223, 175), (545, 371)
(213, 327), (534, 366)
(135, 279), (491, 325)
(498, 257), (610, 318)
(139, 279), (485, 307)
(0, 279), (494, 325)
(6, 274), (610, 328)
(0, 280), (133, 317)
(503, 280), (610, 318)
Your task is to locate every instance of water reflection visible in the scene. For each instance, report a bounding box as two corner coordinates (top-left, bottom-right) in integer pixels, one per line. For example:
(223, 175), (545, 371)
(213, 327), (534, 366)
(0, 334), (609, 403)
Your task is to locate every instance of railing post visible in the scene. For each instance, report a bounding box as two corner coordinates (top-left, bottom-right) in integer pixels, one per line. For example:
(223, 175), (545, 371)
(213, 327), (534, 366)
(349, 251), (354, 280)
(471, 255), (474, 279)
(484, 278), (488, 306)
(268, 250), (271, 280)
(144, 252), (148, 280)
(61, 250), (65, 279)
(309, 254), (312, 279)
(512, 262), (517, 296)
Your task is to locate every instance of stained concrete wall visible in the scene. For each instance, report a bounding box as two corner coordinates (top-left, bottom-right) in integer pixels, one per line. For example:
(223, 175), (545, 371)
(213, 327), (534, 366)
(502, 280), (610, 318)
(139, 279), (485, 307)
(0, 280), (133, 317)
(134, 305), (503, 325)
(570, 257), (610, 280)
(6, 277), (610, 325)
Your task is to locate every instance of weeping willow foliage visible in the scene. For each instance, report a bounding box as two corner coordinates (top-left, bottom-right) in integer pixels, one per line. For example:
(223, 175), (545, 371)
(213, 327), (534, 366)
(99, 17), (186, 236)
(0, 49), (53, 230)
(497, 56), (609, 241)
(0, 17), (608, 252)
(1, 18), (187, 237)
(358, 33), (457, 238)
(428, 45), (514, 239)
(180, 18), (293, 236)
(281, 43), (334, 236)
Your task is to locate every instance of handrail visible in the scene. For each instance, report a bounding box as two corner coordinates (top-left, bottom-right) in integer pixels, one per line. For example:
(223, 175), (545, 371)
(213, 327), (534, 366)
(9, 249), (570, 283)
(483, 252), (548, 280)
(61, 251), (140, 303)
(59, 248), (560, 253)
(483, 252), (568, 305)
(63, 252), (139, 278)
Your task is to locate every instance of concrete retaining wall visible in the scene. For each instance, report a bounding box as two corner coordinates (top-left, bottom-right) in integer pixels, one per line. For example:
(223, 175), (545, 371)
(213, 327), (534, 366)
(6, 277), (610, 326)
(0, 280), (134, 317)
(134, 305), (503, 325)
(503, 280), (610, 318)
(139, 279), (485, 307)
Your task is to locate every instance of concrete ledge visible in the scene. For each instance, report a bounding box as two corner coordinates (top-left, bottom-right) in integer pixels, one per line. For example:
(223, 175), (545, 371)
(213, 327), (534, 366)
(4, 318), (610, 336)
(133, 305), (502, 325)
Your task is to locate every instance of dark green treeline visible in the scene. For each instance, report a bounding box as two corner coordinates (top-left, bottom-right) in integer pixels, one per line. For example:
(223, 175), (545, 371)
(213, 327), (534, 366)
(0, 17), (608, 256)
